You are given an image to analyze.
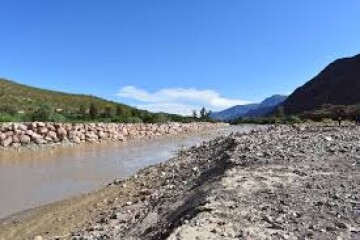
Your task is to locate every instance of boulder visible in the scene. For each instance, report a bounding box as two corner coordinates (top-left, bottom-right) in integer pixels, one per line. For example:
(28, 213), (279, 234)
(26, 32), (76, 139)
(122, 127), (128, 136)
(68, 131), (77, 139)
(18, 124), (28, 131)
(25, 130), (35, 136)
(0, 133), (5, 141)
(38, 127), (48, 134)
(20, 135), (31, 144)
(57, 127), (67, 140)
(73, 136), (81, 144)
(1, 137), (13, 147)
(47, 131), (57, 139)
(37, 122), (45, 127)
(34, 137), (46, 144)
(12, 135), (20, 143)
(98, 131), (106, 139)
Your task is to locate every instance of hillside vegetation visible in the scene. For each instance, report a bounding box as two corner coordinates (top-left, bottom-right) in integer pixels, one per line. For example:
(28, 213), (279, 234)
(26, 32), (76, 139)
(0, 78), (202, 123)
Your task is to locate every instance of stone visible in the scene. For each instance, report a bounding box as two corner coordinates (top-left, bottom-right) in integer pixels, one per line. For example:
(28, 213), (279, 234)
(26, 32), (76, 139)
(34, 137), (46, 144)
(0, 133), (5, 140)
(47, 131), (57, 139)
(25, 130), (34, 136)
(68, 131), (77, 139)
(1, 137), (13, 147)
(73, 137), (81, 144)
(57, 127), (67, 140)
(38, 127), (48, 134)
(18, 123), (28, 131)
(122, 127), (128, 136)
(20, 135), (31, 144)
(12, 135), (20, 143)
(37, 122), (45, 127)
(34, 236), (43, 240)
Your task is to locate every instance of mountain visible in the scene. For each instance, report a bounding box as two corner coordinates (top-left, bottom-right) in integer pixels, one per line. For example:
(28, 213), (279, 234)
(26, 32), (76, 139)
(283, 54), (360, 114)
(210, 104), (259, 122)
(246, 95), (287, 117)
(210, 95), (287, 121)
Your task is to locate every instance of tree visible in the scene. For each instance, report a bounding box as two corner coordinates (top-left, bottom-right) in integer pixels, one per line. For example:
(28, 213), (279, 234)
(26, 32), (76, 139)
(79, 105), (86, 115)
(104, 105), (114, 118)
(89, 103), (98, 119)
(200, 107), (207, 119)
(192, 110), (198, 118)
(116, 106), (123, 116)
(32, 104), (53, 121)
(0, 105), (18, 116)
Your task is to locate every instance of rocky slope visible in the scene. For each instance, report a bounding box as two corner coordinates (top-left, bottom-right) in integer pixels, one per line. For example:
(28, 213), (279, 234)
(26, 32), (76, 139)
(211, 95), (287, 121)
(67, 125), (359, 240)
(283, 53), (360, 114)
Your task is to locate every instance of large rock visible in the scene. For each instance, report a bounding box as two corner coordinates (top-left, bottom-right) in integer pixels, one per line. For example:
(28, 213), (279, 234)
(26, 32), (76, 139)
(57, 127), (67, 140)
(38, 127), (48, 134)
(20, 135), (31, 144)
(0, 133), (5, 141)
(25, 130), (35, 136)
(73, 136), (81, 144)
(37, 122), (46, 127)
(47, 131), (57, 139)
(12, 135), (20, 143)
(18, 123), (28, 131)
(1, 137), (13, 147)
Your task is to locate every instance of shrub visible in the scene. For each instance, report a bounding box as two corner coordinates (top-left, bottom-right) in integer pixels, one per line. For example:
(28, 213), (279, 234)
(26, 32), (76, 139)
(0, 114), (16, 122)
(89, 103), (98, 119)
(0, 105), (18, 115)
(31, 104), (54, 121)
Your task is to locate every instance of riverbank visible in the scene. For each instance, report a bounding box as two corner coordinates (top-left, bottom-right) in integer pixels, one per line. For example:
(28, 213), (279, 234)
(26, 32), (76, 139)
(0, 122), (228, 150)
(1, 125), (359, 239)
(0, 126), (243, 220)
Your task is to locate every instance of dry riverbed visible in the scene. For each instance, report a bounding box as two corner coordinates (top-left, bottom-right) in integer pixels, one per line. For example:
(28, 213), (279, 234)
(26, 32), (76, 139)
(1, 125), (360, 240)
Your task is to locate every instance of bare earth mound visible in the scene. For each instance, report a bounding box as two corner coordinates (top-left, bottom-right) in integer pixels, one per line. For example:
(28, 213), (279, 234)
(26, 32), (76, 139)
(1, 125), (359, 239)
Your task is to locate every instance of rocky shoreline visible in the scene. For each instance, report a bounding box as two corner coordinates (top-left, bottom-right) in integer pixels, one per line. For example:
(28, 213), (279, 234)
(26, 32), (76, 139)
(0, 122), (228, 150)
(1, 125), (359, 240)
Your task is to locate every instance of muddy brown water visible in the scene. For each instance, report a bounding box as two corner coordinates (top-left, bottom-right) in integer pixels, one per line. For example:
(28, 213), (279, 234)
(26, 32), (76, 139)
(0, 126), (252, 219)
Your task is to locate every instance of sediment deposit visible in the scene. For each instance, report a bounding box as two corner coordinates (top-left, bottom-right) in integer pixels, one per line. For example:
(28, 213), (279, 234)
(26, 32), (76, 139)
(74, 125), (360, 240)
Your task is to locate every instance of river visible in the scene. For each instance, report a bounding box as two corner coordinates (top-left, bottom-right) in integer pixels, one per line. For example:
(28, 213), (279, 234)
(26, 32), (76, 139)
(0, 126), (250, 219)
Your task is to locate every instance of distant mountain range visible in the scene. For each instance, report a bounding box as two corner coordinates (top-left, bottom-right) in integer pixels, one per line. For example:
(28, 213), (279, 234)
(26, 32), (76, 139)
(283, 53), (360, 114)
(210, 95), (287, 121)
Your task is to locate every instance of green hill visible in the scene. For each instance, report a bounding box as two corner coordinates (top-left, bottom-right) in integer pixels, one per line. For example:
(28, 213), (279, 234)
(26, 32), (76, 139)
(0, 78), (195, 123)
(0, 78), (129, 112)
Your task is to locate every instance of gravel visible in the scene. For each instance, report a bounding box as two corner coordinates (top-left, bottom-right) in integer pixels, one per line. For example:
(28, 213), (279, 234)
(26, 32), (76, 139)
(69, 125), (359, 239)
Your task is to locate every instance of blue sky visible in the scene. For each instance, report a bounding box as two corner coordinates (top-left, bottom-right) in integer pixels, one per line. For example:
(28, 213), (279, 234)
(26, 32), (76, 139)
(1, 1), (360, 115)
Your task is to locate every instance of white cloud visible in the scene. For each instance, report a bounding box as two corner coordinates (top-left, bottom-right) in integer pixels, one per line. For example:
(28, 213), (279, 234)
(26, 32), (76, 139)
(116, 86), (250, 116)
(136, 103), (198, 116)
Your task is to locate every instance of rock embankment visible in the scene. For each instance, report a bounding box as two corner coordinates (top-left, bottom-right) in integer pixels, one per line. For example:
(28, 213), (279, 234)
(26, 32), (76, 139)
(73, 125), (359, 240)
(0, 122), (227, 149)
